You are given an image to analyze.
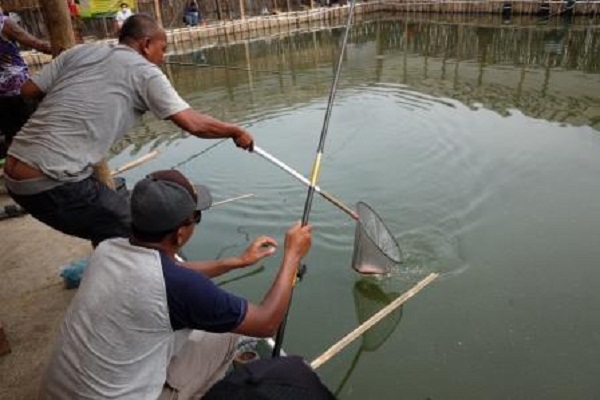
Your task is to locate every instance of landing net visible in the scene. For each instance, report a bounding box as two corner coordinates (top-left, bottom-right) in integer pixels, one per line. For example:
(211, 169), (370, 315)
(351, 202), (402, 275)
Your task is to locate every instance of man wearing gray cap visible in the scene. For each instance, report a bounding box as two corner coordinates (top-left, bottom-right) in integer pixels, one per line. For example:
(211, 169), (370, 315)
(39, 169), (313, 400)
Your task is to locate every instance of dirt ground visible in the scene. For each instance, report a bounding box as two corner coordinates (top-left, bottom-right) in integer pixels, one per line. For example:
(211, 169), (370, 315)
(0, 190), (90, 399)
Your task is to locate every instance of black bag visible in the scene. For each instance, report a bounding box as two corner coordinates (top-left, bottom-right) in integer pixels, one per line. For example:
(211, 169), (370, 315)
(204, 356), (336, 400)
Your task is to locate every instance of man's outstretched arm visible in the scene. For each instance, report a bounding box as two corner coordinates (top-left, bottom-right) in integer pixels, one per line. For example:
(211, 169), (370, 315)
(183, 236), (277, 278)
(2, 18), (52, 54)
(169, 109), (254, 151)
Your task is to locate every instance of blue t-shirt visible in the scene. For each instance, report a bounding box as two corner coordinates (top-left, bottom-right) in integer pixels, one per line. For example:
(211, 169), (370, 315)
(160, 252), (248, 332)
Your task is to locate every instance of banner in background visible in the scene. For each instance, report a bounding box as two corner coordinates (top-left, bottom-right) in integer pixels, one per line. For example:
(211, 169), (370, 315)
(79, 0), (136, 18)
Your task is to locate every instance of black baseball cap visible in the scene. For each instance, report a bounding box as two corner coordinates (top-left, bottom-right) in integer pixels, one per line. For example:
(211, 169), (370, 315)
(131, 170), (212, 233)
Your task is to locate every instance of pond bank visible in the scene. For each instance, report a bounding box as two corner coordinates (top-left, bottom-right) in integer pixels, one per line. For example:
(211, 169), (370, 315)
(0, 192), (90, 399)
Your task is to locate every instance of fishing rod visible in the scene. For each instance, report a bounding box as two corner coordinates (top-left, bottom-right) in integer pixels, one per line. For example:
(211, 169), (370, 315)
(272, 0), (358, 357)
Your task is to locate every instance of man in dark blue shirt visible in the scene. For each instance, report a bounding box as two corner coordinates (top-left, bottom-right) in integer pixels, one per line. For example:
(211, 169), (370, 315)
(39, 169), (312, 400)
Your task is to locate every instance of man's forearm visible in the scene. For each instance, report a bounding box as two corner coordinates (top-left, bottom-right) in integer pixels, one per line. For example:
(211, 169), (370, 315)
(183, 256), (246, 278)
(6, 21), (52, 54)
(191, 113), (240, 139)
(171, 109), (240, 140)
(258, 254), (301, 319)
(232, 253), (301, 337)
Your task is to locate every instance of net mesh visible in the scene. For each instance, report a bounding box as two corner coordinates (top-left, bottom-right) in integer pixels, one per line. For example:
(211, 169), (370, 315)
(351, 202), (402, 275)
(353, 280), (403, 351)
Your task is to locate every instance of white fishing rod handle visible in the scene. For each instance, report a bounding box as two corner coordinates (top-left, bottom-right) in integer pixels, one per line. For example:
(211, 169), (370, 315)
(254, 146), (315, 190)
(253, 146), (359, 221)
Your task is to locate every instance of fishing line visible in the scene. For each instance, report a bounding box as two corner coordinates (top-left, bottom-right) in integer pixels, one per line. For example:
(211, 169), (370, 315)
(534, 2), (576, 24)
(169, 118), (260, 170)
(166, 60), (286, 76)
(170, 138), (229, 169)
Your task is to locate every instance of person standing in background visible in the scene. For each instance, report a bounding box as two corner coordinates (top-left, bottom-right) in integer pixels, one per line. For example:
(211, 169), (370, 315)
(67, 0), (83, 43)
(115, 2), (133, 34)
(0, 9), (52, 157)
(184, 0), (200, 27)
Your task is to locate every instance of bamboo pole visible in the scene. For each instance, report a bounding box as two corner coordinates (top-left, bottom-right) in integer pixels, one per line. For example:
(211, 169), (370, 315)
(239, 0), (246, 19)
(215, 0), (223, 20)
(212, 193), (256, 206)
(311, 273), (439, 370)
(154, 0), (164, 26)
(110, 151), (159, 175)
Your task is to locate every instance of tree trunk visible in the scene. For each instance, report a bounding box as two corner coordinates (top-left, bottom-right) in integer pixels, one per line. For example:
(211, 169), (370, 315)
(38, 0), (75, 51)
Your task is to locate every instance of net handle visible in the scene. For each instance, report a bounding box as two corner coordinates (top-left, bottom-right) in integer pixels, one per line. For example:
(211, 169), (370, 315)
(254, 146), (359, 221)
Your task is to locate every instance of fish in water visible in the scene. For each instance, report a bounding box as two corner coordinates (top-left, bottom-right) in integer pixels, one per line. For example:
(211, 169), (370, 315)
(353, 263), (388, 275)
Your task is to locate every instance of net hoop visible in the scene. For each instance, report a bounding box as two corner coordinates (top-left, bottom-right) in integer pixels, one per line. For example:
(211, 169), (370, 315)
(354, 201), (403, 270)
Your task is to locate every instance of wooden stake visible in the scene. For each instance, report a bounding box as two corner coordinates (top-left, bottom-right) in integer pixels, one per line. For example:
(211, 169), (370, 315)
(215, 0), (223, 20)
(239, 0), (246, 19)
(311, 272), (439, 370)
(110, 150), (160, 176)
(153, 0), (164, 26)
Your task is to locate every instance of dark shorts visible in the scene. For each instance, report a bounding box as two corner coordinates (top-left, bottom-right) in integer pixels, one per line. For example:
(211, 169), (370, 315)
(9, 176), (131, 246)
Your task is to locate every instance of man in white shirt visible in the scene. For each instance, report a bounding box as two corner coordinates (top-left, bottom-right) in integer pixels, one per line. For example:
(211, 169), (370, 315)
(115, 2), (134, 31)
(4, 15), (254, 246)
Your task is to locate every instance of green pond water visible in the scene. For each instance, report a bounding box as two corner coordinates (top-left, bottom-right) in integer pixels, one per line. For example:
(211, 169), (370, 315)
(111, 14), (600, 399)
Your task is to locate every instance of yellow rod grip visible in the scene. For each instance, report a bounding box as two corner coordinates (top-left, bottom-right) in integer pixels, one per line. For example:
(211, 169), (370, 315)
(309, 152), (323, 186)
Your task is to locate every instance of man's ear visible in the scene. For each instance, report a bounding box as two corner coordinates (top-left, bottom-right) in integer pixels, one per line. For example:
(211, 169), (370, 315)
(140, 37), (151, 55)
(175, 226), (185, 248)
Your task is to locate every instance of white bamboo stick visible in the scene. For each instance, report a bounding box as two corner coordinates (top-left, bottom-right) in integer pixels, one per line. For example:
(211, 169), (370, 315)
(111, 150), (159, 176)
(311, 272), (439, 370)
(212, 193), (256, 207)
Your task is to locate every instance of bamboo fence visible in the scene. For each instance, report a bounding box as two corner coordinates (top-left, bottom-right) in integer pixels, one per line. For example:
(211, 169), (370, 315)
(2, 1), (598, 41)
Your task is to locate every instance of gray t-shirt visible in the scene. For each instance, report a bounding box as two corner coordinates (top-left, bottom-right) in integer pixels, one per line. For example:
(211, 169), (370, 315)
(8, 43), (189, 188)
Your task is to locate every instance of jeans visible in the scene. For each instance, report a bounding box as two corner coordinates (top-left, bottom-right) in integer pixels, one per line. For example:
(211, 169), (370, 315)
(185, 12), (199, 26)
(9, 176), (131, 246)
